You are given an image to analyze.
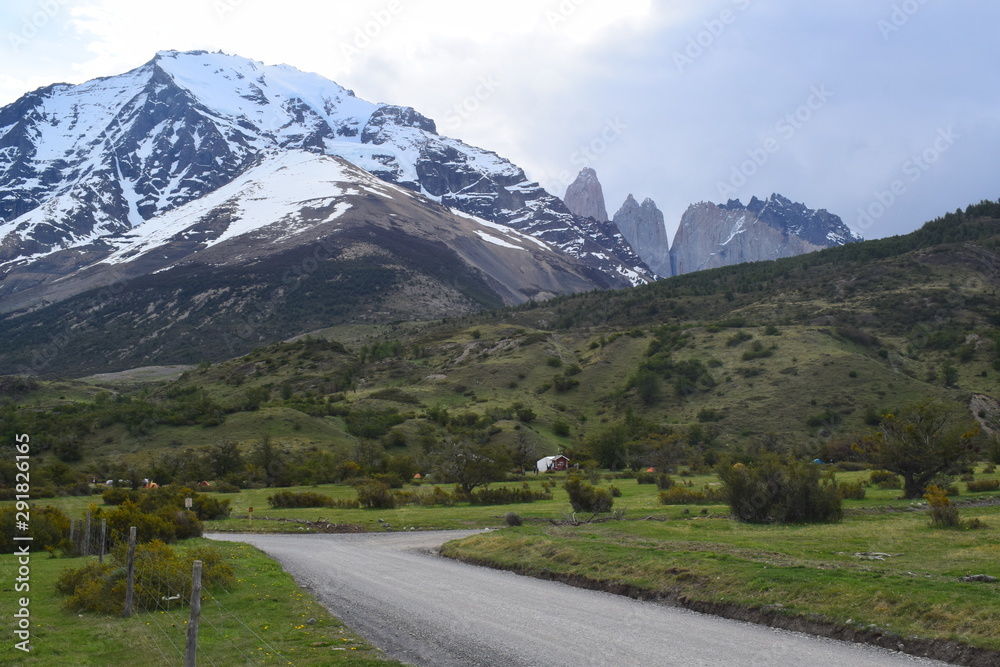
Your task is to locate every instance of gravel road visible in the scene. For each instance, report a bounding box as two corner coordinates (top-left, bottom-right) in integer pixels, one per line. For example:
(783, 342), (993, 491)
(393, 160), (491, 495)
(208, 531), (948, 667)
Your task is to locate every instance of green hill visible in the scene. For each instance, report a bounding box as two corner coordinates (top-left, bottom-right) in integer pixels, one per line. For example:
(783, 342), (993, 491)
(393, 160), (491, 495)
(3, 201), (1000, 485)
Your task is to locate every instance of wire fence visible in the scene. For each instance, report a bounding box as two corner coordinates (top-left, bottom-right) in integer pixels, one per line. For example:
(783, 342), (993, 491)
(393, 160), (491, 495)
(68, 512), (292, 666)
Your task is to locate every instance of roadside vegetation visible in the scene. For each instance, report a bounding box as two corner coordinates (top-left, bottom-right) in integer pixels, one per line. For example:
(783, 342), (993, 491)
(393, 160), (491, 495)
(3, 202), (1000, 662)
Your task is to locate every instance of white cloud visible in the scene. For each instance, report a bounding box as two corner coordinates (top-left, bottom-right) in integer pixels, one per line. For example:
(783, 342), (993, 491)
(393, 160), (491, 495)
(2, 0), (998, 241)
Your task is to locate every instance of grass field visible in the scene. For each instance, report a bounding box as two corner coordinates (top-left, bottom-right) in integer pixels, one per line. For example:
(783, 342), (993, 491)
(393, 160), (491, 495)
(0, 538), (401, 666)
(6, 466), (1000, 662)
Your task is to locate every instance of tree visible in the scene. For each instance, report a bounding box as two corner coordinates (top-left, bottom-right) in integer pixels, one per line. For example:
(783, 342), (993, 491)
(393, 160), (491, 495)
(207, 440), (244, 478)
(586, 424), (629, 470)
(249, 436), (288, 487)
(433, 436), (510, 493)
(853, 402), (978, 499)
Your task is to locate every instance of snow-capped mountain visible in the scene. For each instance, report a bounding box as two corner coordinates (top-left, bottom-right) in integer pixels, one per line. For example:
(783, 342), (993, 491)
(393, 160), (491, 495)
(0, 149), (623, 375)
(669, 194), (862, 276)
(0, 50), (651, 295)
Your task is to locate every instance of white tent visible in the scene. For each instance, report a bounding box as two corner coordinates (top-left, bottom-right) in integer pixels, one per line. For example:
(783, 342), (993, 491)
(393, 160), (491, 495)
(536, 455), (569, 472)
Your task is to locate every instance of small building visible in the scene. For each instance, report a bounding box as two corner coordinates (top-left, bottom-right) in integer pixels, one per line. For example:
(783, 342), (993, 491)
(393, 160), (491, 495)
(536, 455), (570, 473)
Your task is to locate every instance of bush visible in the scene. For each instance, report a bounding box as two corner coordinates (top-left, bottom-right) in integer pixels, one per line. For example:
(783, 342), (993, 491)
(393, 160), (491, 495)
(468, 487), (552, 505)
(869, 470), (898, 485)
(102, 487), (141, 505)
(504, 512), (523, 527)
(56, 541), (233, 614)
(564, 476), (613, 514)
(697, 408), (723, 422)
(373, 473), (405, 489)
(213, 481), (241, 493)
(636, 471), (657, 485)
(838, 481), (867, 500)
(966, 479), (1000, 493)
(356, 481), (397, 509)
(925, 485), (960, 528)
(658, 485), (724, 505)
(655, 474), (674, 490)
(717, 456), (842, 523)
(0, 505), (70, 554)
(268, 491), (335, 508)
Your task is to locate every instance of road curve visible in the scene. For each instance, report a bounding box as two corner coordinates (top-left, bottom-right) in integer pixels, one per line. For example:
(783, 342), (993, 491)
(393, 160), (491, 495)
(208, 531), (947, 667)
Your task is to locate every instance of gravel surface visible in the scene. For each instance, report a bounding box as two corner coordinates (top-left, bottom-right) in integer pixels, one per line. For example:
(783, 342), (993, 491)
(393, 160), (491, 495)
(208, 531), (949, 667)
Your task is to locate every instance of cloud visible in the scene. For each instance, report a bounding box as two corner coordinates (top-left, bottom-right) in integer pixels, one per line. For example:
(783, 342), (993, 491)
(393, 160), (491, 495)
(1, 0), (997, 241)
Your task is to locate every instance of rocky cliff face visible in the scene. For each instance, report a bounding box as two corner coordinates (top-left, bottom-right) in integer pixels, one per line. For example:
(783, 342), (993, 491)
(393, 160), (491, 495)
(669, 194), (862, 276)
(612, 195), (671, 278)
(564, 168), (609, 222)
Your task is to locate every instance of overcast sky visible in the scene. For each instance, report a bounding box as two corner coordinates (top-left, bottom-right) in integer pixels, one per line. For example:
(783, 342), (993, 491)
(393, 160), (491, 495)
(2, 0), (998, 241)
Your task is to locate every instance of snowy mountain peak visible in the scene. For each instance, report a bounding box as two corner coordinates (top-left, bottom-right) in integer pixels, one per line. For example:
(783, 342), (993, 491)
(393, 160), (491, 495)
(0, 50), (653, 305)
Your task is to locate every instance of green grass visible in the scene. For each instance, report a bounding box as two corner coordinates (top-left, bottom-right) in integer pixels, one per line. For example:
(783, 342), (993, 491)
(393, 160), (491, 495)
(0, 538), (401, 666)
(442, 501), (1000, 651)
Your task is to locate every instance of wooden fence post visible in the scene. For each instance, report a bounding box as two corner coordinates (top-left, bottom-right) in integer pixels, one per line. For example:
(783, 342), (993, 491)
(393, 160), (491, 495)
(83, 510), (92, 557)
(98, 519), (107, 564)
(124, 526), (136, 618)
(185, 560), (203, 667)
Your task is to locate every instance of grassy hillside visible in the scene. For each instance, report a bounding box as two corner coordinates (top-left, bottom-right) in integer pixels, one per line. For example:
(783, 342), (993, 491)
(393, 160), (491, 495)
(2, 202), (999, 484)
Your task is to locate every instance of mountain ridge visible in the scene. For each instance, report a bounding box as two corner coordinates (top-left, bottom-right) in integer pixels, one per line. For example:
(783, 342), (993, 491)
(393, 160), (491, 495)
(669, 194), (862, 276)
(0, 49), (653, 297)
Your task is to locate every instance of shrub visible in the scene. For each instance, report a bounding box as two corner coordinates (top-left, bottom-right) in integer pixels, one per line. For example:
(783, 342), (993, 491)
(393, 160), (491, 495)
(57, 541), (233, 614)
(838, 481), (867, 500)
(356, 481), (397, 509)
(636, 471), (657, 485)
(717, 456), (842, 523)
(213, 481), (241, 493)
(869, 470), (897, 485)
(726, 331), (753, 347)
(468, 487), (552, 505)
(658, 485), (724, 505)
(697, 408), (723, 422)
(0, 505), (70, 554)
(373, 473), (405, 489)
(564, 476), (613, 514)
(655, 474), (674, 490)
(100, 499), (200, 544)
(925, 485), (960, 528)
(268, 491), (335, 508)
(504, 512), (523, 527)
(741, 341), (775, 361)
(102, 487), (141, 505)
(966, 479), (1000, 493)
